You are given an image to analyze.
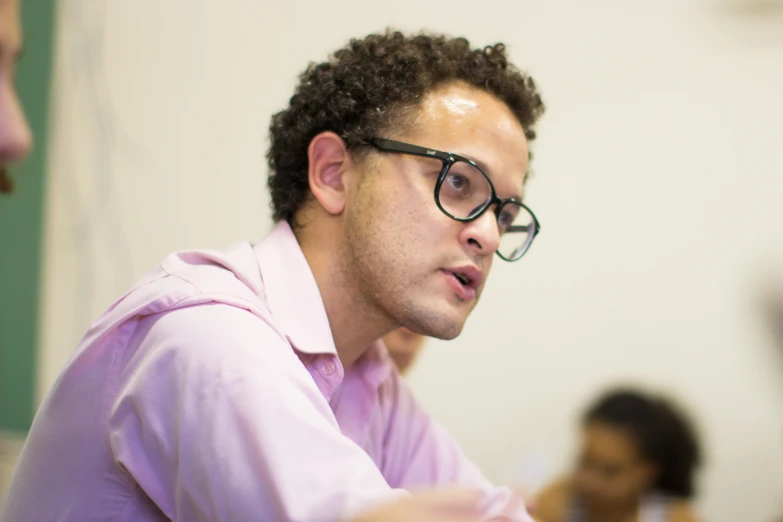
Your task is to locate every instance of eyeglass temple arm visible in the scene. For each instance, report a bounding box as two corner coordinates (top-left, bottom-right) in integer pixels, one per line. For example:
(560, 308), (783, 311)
(372, 138), (452, 162)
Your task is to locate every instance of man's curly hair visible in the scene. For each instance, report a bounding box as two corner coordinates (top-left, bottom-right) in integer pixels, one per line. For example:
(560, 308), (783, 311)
(267, 30), (545, 224)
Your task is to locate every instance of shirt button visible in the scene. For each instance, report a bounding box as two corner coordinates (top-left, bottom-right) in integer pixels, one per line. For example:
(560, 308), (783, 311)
(322, 361), (336, 375)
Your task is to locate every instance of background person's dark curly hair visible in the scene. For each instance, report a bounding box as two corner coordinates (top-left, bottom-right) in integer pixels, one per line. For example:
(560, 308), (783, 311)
(267, 30), (545, 224)
(584, 389), (703, 499)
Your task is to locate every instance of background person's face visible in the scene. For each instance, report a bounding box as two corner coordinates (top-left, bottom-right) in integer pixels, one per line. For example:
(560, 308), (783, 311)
(342, 82), (530, 340)
(573, 422), (656, 509)
(0, 0), (32, 192)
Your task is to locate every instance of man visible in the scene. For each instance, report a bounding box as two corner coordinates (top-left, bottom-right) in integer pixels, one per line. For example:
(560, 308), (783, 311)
(2, 30), (544, 521)
(0, 0), (32, 194)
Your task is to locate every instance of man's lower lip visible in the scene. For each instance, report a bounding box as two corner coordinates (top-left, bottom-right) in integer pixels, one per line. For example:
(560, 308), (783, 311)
(441, 270), (476, 301)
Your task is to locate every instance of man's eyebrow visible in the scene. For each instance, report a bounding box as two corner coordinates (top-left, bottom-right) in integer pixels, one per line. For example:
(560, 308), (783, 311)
(460, 153), (491, 175)
(457, 151), (524, 201)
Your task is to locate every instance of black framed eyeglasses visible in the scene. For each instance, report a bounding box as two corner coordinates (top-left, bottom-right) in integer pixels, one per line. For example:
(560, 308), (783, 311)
(371, 137), (541, 262)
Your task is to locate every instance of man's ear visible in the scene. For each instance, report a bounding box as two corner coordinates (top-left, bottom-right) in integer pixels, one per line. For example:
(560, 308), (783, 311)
(307, 132), (350, 216)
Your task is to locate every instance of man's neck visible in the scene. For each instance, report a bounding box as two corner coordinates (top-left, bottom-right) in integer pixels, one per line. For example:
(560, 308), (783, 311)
(295, 224), (395, 370)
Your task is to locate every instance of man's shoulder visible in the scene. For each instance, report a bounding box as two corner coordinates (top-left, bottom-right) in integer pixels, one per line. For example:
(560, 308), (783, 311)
(156, 242), (266, 307)
(78, 242), (282, 370)
(98, 243), (269, 326)
(126, 241), (290, 362)
(140, 301), (290, 366)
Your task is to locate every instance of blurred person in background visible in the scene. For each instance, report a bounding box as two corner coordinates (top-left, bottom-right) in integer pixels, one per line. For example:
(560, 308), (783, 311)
(2, 30), (544, 522)
(763, 280), (783, 522)
(531, 389), (702, 522)
(0, 0), (32, 194)
(764, 278), (783, 351)
(383, 327), (427, 374)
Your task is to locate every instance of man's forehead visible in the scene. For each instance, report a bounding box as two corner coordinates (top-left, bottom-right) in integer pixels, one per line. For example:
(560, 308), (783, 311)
(407, 85), (530, 198)
(416, 83), (488, 122)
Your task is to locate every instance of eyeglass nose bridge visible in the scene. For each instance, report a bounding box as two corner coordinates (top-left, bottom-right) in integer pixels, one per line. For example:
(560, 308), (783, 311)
(463, 195), (504, 224)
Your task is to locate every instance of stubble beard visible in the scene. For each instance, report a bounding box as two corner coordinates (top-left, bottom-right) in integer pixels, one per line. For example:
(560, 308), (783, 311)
(343, 207), (464, 341)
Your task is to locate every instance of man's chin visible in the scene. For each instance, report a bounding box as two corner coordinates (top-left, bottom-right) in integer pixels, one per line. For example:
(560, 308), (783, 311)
(412, 312), (466, 340)
(393, 295), (471, 339)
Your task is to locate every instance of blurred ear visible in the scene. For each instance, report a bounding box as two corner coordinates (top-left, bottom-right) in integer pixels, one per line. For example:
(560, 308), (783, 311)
(307, 132), (350, 216)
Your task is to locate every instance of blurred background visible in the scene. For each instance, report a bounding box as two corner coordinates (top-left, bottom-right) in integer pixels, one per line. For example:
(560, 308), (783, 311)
(2, 0), (783, 520)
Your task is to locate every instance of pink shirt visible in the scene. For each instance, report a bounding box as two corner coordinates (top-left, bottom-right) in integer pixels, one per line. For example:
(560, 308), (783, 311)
(1, 222), (530, 522)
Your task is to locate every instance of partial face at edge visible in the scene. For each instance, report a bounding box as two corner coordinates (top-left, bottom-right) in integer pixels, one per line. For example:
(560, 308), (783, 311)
(342, 82), (530, 339)
(0, 0), (32, 192)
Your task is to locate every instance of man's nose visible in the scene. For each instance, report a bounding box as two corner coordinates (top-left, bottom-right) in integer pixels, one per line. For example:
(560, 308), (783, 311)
(461, 209), (500, 256)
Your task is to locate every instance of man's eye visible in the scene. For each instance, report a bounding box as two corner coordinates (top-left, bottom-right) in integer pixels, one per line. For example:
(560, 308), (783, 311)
(446, 174), (468, 190)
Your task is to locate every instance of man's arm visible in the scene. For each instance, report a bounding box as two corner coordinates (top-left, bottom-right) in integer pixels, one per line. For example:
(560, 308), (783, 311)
(668, 501), (700, 522)
(377, 370), (532, 521)
(527, 479), (570, 522)
(109, 303), (405, 521)
(349, 489), (485, 522)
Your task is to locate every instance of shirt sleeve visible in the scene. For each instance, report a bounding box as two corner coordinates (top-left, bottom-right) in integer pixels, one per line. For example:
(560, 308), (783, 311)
(378, 370), (533, 522)
(108, 303), (406, 522)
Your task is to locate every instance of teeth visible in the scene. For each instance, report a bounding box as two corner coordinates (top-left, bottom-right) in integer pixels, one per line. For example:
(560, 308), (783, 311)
(455, 273), (470, 285)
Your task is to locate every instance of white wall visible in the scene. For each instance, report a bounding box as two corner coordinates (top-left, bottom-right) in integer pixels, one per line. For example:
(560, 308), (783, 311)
(34, 1), (783, 520)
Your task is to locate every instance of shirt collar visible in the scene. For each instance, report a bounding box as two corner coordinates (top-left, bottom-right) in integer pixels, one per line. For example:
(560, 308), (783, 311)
(254, 221), (337, 357)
